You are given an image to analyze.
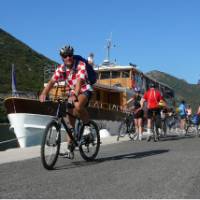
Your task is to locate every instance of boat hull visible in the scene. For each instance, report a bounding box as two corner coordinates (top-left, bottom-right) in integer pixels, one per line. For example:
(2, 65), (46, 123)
(4, 97), (126, 148)
(8, 113), (53, 148)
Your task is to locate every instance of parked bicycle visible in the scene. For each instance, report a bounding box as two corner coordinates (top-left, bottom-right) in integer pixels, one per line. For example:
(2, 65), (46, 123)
(166, 112), (180, 133)
(117, 112), (136, 141)
(41, 99), (100, 170)
(184, 114), (200, 136)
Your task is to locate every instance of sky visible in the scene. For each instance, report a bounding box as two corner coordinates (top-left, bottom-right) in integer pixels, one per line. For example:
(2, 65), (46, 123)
(1, 0), (200, 84)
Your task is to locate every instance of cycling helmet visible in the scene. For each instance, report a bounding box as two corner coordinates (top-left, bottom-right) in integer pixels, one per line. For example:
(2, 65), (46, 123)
(60, 45), (74, 58)
(134, 87), (141, 93)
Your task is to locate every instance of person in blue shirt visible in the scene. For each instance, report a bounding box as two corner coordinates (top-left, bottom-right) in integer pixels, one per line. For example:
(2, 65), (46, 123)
(178, 100), (187, 133)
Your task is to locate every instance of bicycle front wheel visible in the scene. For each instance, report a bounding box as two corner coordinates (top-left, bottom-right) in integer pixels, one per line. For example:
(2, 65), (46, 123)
(41, 120), (61, 170)
(117, 121), (127, 141)
(79, 121), (100, 161)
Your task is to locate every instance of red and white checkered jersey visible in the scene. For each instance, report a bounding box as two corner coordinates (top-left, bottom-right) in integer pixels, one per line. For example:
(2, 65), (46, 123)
(51, 61), (93, 95)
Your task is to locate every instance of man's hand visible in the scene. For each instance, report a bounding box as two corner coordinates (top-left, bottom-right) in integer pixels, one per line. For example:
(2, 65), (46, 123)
(39, 79), (55, 102)
(39, 94), (46, 102)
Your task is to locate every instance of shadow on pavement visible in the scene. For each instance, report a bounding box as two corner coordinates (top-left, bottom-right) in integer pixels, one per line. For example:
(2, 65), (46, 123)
(54, 149), (169, 170)
(159, 134), (196, 142)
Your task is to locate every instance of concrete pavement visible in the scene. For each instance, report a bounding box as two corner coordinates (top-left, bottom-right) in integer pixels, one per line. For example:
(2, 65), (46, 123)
(0, 134), (130, 165)
(0, 130), (180, 165)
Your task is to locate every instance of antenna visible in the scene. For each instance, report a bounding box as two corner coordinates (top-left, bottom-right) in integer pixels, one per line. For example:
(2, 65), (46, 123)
(105, 33), (116, 62)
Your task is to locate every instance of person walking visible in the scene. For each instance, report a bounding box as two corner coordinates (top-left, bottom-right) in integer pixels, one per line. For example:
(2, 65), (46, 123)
(126, 87), (144, 141)
(178, 100), (187, 134)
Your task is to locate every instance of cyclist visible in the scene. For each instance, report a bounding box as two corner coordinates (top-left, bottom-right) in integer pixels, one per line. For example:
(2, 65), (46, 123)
(39, 45), (93, 155)
(126, 87), (143, 140)
(140, 83), (163, 141)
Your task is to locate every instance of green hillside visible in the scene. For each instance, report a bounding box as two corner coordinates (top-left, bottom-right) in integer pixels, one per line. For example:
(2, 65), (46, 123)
(0, 28), (58, 93)
(146, 70), (200, 111)
(0, 28), (58, 122)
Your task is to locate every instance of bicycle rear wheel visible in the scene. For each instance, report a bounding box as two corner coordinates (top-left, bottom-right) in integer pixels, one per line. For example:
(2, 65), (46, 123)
(161, 120), (167, 137)
(153, 122), (160, 142)
(79, 121), (100, 161)
(117, 121), (127, 141)
(41, 120), (61, 170)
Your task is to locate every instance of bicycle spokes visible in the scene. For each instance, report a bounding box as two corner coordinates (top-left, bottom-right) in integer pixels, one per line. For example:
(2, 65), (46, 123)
(79, 121), (100, 161)
(41, 121), (61, 170)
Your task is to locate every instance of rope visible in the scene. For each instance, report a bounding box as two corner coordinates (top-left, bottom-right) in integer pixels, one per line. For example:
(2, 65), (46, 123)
(0, 137), (19, 145)
(0, 131), (42, 146)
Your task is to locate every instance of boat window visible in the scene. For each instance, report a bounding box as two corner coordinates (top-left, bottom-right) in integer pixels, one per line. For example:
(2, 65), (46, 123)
(122, 70), (130, 78)
(101, 71), (111, 79)
(111, 71), (120, 78)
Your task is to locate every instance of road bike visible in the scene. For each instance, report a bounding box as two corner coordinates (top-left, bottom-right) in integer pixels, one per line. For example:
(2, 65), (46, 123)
(117, 112), (136, 141)
(40, 99), (100, 170)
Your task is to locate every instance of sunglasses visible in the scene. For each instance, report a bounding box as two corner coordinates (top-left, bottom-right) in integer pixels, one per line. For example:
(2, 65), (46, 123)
(62, 54), (73, 59)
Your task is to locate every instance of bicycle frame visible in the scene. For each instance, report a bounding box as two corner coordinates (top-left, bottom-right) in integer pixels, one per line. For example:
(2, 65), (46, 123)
(126, 113), (134, 132)
(54, 100), (81, 146)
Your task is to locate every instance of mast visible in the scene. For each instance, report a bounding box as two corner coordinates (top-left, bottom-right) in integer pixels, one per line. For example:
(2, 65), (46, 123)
(11, 64), (17, 96)
(104, 33), (115, 64)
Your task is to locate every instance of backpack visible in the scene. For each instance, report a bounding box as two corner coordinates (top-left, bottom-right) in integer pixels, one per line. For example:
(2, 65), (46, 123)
(148, 88), (159, 108)
(191, 114), (200, 125)
(73, 55), (97, 85)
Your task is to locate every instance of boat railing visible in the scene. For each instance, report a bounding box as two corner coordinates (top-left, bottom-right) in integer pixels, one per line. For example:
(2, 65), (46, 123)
(89, 100), (124, 112)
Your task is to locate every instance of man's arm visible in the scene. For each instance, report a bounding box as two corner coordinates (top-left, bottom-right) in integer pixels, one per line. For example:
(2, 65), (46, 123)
(39, 79), (55, 102)
(74, 61), (87, 97)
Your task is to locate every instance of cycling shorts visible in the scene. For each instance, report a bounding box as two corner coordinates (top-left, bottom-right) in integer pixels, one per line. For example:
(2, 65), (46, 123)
(147, 108), (160, 119)
(134, 109), (144, 119)
(180, 114), (186, 119)
(81, 90), (92, 107)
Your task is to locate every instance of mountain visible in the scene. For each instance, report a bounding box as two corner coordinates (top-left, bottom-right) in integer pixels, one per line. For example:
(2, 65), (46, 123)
(0, 28), (58, 94)
(0, 28), (58, 122)
(146, 70), (200, 111)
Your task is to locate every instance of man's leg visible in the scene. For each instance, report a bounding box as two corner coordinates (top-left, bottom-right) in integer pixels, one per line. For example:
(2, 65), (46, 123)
(74, 94), (90, 124)
(134, 118), (139, 140)
(146, 109), (153, 141)
(138, 118), (143, 140)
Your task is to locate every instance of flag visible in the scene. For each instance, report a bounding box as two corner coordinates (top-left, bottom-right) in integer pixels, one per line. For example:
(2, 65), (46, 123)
(12, 64), (17, 96)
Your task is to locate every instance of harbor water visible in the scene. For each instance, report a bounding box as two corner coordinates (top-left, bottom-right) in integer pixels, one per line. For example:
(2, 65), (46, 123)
(0, 123), (18, 151)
